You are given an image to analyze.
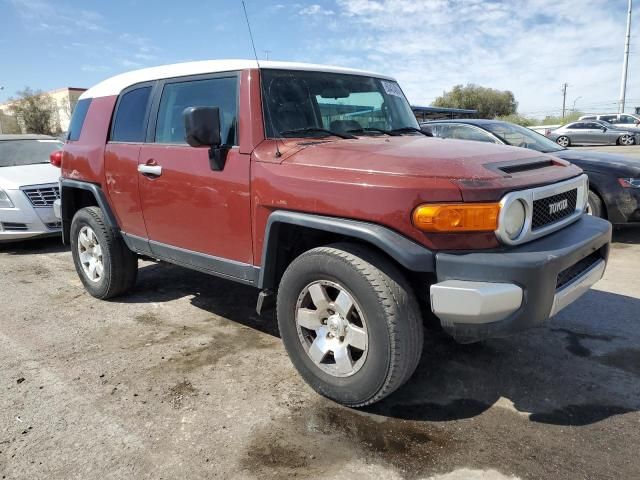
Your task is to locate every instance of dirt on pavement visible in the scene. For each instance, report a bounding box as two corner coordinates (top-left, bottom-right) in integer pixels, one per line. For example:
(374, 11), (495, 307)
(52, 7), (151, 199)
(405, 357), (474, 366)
(1, 228), (639, 479)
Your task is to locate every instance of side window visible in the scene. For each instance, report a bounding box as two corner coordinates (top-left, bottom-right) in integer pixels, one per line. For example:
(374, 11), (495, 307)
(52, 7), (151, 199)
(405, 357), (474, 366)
(620, 115), (637, 124)
(587, 123), (602, 129)
(446, 125), (497, 143)
(155, 76), (238, 145)
(67, 98), (91, 141)
(600, 115), (617, 123)
(569, 123), (584, 129)
(111, 86), (152, 142)
(581, 116), (595, 120)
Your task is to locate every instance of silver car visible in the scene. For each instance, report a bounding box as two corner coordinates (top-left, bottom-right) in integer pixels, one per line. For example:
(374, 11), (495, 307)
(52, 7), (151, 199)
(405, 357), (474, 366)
(579, 113), (640, 131)
(0, 134), (63, 242)
(548, 120), (639, 147)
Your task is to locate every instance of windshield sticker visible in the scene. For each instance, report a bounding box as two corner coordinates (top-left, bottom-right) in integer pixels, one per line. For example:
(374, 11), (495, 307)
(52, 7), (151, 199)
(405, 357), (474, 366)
(381, 81), (403, 98)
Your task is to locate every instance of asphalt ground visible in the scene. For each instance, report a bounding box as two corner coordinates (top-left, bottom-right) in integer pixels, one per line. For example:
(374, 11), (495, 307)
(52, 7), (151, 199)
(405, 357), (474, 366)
(1, 223), (639, 479)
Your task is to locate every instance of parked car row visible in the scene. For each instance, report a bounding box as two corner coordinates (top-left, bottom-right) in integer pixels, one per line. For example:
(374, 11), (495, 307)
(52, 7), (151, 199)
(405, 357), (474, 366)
(421, 119), (640, 224)
(548, 120), (639, 147)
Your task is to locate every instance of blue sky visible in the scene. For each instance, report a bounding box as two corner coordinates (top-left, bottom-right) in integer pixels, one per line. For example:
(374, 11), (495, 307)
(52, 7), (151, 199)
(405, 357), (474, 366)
(1, 0), (638, 117)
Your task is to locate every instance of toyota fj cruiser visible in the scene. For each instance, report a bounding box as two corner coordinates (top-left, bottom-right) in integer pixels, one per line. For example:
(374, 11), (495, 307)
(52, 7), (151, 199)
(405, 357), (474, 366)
(55, 60), (611, 406)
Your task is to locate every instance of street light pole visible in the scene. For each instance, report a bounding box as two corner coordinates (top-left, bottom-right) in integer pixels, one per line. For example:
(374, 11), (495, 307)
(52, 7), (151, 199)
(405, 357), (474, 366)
(619, 0), (633, 113)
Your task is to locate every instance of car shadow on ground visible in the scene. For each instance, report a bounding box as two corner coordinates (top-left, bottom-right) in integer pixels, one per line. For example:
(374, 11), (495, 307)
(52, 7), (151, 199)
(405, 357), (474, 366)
(0, 236), (67, 255)
(115, 261), (280, 337)
(612, 225), (640, 244)
(117, 261), (640, 428)
(367, 287), (640, 427)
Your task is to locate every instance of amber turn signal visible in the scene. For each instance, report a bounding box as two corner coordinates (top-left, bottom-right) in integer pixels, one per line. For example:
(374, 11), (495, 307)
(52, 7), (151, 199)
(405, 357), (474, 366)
(412, 203), (501, 233)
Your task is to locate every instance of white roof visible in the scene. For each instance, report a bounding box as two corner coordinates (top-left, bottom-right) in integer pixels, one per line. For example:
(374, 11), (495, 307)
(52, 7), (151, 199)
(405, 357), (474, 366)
(79, 59), (395, 99)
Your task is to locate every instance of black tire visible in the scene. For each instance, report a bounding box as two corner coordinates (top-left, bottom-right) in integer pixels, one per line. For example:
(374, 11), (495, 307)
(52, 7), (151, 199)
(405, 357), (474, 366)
(556, 135), (571, 147)
(276, 243), (424, 407)
(70, 206), (138, 299)
(587, 190), (605, 219)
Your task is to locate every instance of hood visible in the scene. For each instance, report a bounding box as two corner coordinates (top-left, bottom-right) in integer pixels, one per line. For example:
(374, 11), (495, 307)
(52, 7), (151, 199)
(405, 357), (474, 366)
(554, 149), (640, 175)
(282, 135), (564, 180)
(0, 163), (61, 189)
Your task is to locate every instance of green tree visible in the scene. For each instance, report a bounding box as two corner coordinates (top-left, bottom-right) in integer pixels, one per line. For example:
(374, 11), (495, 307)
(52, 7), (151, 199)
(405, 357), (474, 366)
(433, 84), (517, 119)
(8, 87), (59, 135)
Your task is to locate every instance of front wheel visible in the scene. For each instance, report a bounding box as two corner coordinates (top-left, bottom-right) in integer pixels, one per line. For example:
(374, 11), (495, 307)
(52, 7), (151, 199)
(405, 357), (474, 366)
(276, 243), (424, 407)
(556, 136), (570, 147)
(586, 190), (605, 219)
(618, 134), (635, 146)
(70, 207), (138, 299)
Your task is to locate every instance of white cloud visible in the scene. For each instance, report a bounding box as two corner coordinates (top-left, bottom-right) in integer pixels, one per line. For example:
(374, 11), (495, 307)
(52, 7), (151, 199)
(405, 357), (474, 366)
(299, 0), (639, 117)
(300, 4), (336, 15)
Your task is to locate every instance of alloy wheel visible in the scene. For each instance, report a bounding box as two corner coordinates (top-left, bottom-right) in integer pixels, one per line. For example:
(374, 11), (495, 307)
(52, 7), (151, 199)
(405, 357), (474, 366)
(556, 136), (570, 147)
(295, 280), (368, 377)
(620, 134), (634, 146)
(77, 226), (104, 283)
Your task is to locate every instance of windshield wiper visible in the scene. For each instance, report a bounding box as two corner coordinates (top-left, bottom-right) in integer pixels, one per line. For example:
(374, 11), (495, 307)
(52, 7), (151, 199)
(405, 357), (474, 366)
(389, 127), (431, 136)
(279, 127), (356, 140)
(346, 127), (400, 136)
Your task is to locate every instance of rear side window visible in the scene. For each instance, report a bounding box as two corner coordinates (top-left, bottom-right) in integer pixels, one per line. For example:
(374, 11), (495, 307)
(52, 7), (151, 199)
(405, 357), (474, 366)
(67, 98), (91, 141)
(111, 86), (152, 143)
(154, 76), (238, 145)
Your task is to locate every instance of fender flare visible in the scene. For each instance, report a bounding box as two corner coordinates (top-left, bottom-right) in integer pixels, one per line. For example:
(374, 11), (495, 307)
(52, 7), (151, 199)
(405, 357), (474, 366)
(60, 179), (119, 243)
(257, 210), (435, 289)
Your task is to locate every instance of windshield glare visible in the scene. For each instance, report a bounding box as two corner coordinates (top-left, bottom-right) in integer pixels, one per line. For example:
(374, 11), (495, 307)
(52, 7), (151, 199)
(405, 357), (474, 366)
(0, 139), (63, 167)
(484, 123), (563, 153)
(261, 69), (419, 138)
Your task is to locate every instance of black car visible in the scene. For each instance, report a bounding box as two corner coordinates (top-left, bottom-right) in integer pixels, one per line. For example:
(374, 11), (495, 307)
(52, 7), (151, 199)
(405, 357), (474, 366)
(421, 119), (640, 224)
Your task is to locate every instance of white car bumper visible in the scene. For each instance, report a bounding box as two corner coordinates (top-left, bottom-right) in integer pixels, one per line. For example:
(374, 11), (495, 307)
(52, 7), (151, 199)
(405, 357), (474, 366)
(0, 187), (61, 241)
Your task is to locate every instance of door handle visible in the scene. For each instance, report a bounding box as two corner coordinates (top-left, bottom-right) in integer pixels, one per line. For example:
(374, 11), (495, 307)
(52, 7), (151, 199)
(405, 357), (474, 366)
(138, 164), (162, 176)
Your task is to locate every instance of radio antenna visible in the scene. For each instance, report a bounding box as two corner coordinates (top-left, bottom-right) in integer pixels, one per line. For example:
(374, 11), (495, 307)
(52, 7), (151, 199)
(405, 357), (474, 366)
(241, 1), (281, 157)
(242, 1), (260, 68)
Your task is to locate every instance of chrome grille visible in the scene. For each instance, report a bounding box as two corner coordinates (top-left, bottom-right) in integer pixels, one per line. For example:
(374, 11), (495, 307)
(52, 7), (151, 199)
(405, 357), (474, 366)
(532, 189), (578, 230)
(22, 185), (60, 207)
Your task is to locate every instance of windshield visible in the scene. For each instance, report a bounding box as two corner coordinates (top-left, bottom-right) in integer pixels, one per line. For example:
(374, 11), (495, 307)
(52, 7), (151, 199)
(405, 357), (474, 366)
(0, 139), (63, 167)
(261, 69), (419, 138)
(483, 123), (564, 153)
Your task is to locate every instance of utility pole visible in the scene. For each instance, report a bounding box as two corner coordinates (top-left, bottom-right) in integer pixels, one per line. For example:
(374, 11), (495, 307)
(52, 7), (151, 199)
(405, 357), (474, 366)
(619, 0), (633, 113)
(561, 83), (568, 120)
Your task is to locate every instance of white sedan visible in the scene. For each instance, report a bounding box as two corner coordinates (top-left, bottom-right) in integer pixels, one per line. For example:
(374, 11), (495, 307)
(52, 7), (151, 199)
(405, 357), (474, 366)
(0, 134), (63, 242)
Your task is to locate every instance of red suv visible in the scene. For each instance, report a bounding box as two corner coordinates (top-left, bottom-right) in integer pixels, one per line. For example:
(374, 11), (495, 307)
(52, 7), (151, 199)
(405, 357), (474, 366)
(56, 60), (611, 406)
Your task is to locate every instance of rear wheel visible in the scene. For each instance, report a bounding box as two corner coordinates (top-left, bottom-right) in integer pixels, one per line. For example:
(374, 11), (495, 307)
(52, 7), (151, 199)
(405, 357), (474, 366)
(586, 190), (605, 219)
(276, 243), (424, 407)
(70, 207), (138, 299)
(618, 134), (635, 146)
(556, 136), (570, 147)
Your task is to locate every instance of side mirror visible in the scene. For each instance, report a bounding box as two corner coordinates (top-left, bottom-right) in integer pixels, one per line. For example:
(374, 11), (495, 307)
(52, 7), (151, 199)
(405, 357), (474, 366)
(183, 106), (228, 171)
(184, 106), (222, 147)
(601, 127), (607, 132)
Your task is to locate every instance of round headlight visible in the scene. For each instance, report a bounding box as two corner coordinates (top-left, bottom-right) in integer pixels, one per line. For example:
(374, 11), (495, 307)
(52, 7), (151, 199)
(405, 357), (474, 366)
(504, 200), (526, 239)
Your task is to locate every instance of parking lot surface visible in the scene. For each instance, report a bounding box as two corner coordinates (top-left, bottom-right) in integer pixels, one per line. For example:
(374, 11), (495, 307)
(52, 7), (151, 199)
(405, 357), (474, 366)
(1, 227), (639, 480)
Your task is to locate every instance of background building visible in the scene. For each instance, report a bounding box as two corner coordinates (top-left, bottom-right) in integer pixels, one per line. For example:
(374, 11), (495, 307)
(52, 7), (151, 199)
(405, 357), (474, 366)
(0, 87), (86, 134)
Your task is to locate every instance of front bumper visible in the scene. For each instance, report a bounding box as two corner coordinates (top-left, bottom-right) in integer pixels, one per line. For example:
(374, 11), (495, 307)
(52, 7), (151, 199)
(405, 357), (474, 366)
(429, 215), (611, 343)
(0, 189), (61, 242)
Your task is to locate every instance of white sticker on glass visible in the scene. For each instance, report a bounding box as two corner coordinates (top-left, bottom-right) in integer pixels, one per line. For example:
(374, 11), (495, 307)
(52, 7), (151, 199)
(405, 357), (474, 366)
(381, 81), (403, 98)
